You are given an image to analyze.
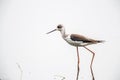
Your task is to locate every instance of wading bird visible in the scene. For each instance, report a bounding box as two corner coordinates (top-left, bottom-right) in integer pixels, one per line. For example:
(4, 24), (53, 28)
(46, 24), (104, 80)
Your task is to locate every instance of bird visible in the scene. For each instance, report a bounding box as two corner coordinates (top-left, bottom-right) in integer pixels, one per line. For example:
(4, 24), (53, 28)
(46, 24), (104, 80)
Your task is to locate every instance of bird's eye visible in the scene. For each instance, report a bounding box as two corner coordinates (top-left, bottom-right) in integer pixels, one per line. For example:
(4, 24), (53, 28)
(57, 25), (62, 28)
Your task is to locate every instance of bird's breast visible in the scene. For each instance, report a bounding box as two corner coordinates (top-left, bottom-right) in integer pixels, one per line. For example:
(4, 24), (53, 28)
(64, 35), (88, 47)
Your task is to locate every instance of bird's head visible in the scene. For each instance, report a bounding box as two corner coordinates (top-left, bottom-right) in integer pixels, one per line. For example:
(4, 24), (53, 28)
(57, 24), (64, 31)
(46, 24), (64, 34)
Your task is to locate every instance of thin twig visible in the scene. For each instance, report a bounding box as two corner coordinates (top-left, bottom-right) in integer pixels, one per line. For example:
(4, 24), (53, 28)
(16, 63), (23, 80)
(76, 47), (80, 80)
(84, 46), (95, 80)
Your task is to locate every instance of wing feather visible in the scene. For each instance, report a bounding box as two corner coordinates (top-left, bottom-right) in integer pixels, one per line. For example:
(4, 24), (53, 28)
(70, 34), (98, 43)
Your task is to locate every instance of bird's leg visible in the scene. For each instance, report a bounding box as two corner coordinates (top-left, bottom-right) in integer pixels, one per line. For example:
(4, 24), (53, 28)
(76, 46), (80, 80)
(84, 46), (95, 80)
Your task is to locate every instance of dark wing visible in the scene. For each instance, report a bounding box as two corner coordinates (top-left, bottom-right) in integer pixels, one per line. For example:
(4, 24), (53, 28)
(70, 34), (100, 43)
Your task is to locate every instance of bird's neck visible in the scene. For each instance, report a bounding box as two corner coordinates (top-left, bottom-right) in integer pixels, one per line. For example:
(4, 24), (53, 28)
(60, 29), (67, 38)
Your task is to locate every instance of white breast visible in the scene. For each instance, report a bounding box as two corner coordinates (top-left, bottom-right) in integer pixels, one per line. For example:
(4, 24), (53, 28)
(64, 35), (88, 47)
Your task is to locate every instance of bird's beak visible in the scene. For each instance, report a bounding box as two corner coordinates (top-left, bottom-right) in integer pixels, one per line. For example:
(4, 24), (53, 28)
(46, 29), (57, 34)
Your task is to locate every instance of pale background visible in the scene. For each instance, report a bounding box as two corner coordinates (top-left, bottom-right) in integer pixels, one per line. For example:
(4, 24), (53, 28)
(0, 0), (120, 80)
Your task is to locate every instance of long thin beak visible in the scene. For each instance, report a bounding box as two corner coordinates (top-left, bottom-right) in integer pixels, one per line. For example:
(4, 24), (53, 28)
(46, 29), (57, 34)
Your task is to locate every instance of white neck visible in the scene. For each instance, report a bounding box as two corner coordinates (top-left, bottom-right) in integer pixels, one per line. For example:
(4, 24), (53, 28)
(60, 29), (67, 38)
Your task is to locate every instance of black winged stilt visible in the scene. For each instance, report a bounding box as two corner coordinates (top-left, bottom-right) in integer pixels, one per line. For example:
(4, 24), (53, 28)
(47, 24), (104, 80)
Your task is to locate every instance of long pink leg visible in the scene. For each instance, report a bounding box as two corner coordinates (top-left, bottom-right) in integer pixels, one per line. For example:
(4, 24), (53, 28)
(76, 46), (80, 80)
(84, 46), (95, 80)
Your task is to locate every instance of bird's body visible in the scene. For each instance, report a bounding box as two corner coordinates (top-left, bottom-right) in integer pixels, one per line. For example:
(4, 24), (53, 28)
(47, 24), (104, 80)
(64, 34), (103, 47)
